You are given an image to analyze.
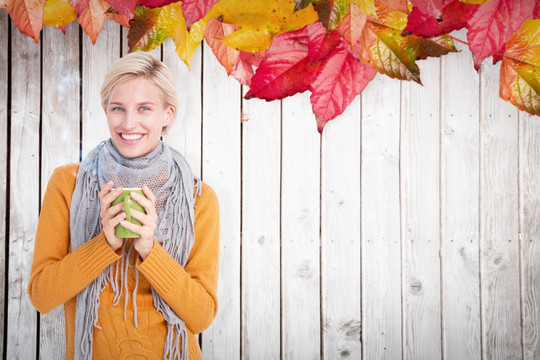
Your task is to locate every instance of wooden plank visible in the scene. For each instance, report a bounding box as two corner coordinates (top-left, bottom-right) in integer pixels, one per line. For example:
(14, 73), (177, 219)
(440, 31), (481, 360)
(400, 57), (442, 359)
(0, 11), (8, 360)
(39, 22), (80, 360)
(241, 93), (281, 359)
(8, 23), (40, 360)
(82, 20), (120, 157)
(479, 61), (522, 359)
(361, 74), (402, 359)
(281, 92), (320, 359)
(200, 42), (241, 360)
(520, 112), (540, 359)
(320, 96), (361, 359)
(163, 39), (203, 177)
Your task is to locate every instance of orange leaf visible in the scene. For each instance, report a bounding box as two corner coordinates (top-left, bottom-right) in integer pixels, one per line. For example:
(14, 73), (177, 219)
(378, 0), (407, 13)
(77, 0), (110, 43)
(337, 3), (368, 50)
(105, 7), (131, 27)
(204, 17), (240, 74)
(7, 0), (46, 42)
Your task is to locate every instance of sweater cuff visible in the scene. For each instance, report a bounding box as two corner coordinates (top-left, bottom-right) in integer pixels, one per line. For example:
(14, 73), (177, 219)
(137, 240), (185, 293)
(76, 232), (122, 280)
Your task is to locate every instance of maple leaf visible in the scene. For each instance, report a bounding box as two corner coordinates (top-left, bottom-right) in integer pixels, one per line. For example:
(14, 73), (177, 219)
(43, 0), (77, 28)
(106, 0), (136, 17)
(500, 19), (540, 115)
(128, 2), (182, 52)
(310, 40), (376, 132)
(410, 0), (443, 19)
(337, 3), (368, 50)
(6, 0), (46, 42)
(466, 0), (536, 70)
(182, 0), (219, 29)
(403, 0), (478, 38)
(207, 0), (318, 52)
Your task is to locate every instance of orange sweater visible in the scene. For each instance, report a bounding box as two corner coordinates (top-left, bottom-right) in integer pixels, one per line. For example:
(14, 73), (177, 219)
(28, 163), (220, 359)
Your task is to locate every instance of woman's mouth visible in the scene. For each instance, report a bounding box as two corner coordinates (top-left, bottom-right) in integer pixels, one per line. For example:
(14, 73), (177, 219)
(120, 133), (143, 142)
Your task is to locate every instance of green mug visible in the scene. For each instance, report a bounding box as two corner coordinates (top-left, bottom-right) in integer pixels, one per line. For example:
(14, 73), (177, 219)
(111, 188), (146, 238)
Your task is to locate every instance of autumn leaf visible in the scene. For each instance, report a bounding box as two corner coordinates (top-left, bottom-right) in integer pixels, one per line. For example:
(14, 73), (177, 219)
(403, 0), (478, 38)
(104, 7), (131, 27)
(105, 0), (136, 17)
(204, 17), (240, 74)
(410, 0), (443, 19)
(245, 24), (319, 99)
(173, 13), (206, 67)
(466, 0), (536, 70)
(207, 0), (318, 52)
(128, 2), (183, 51)
(337, 3), (368, 50)
(43, 0), (77, 28)
(307, 18), (341, 61)
(310, 40), (376, 132)
(460, 0), (489, 3)
(231, 50), (267, 86)
(378, 0), (407, 13)
(137, 0), (176, 7)
(6, 0), (46, 42)
(308, 0), (350, 31)
(534, 0), (540, 19)
(73, 0), (110, 43)
(500, 19), (540, 115)
(182, 0), (219, 29)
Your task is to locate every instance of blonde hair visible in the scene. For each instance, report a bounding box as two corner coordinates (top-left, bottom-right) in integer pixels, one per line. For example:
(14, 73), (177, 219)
(100, 52), (179, 133)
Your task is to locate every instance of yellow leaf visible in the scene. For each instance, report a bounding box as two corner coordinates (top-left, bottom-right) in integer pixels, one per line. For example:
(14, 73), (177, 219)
(207, 0), (318, 52)
(174, 16), (206, 68)
(351, 0), (376, 16)
(43, 0), (76, 27)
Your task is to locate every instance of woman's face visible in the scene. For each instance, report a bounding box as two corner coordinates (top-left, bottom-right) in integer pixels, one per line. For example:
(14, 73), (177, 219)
(104, 77), (174, 158)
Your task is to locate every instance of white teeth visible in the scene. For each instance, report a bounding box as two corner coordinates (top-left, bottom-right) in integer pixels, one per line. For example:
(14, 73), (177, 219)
(121, 133), (142, 140)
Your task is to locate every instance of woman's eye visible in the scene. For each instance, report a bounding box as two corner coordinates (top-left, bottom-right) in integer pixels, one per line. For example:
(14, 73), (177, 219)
(112, 106), (124, 111)
(139, 106), (150, 111)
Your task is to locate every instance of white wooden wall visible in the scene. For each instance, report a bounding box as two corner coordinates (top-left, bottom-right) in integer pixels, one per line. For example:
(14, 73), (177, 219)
(1, 16), (540, 360)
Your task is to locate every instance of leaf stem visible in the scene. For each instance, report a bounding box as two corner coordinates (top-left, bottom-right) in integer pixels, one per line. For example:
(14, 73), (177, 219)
(449, 35), (469, 46)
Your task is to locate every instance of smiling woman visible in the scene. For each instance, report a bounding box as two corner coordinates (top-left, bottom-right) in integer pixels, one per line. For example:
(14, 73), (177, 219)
(27, 52), (220, 360)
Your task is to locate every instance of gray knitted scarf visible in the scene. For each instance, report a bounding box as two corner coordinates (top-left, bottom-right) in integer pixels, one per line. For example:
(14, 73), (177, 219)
(70, 139), (200, 359)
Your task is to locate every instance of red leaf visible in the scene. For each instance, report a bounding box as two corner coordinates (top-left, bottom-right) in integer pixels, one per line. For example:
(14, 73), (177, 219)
(7, 0), (46, 42)
(467, 0), (535, 70)
(403, 0), (477, 37)
(137, 0), (176, 8)
(106, 0), (137, 17)
(307, 20), (341, 61)
(231, 50), (267, 86)
(245, 25), (320, 100)
(105, 9), (131, 27)
(410, 0), (443, 19)
(182, 0), (219, 29)
(534, 0), (540, 19)
(310, 40), (376, 132)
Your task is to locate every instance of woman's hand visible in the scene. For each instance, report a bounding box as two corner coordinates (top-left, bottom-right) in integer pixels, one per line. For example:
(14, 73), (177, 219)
(98, 181), (125, 251)
(120, 185), (158, 260)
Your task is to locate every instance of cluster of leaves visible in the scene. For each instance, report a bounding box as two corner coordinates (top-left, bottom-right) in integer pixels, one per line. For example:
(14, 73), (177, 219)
(2, 0), (540, 132)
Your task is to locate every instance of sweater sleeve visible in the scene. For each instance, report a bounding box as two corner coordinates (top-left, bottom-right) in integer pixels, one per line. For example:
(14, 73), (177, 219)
(137, 182), (220, 334)
(28, 165), (122, 314)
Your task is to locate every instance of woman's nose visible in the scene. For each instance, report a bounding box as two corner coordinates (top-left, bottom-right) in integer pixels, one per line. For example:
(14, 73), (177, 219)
(121, 111), (136, 129)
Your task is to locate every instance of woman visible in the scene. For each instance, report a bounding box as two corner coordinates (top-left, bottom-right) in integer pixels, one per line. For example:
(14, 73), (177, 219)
(28, 51), (219, 360)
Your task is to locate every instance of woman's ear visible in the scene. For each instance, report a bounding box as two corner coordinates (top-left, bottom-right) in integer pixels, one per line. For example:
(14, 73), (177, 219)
(163, 105), (174, 127)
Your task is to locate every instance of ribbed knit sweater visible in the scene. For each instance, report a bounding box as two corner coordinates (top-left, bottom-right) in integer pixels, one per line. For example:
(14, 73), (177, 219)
(28, 163), (220, 359)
